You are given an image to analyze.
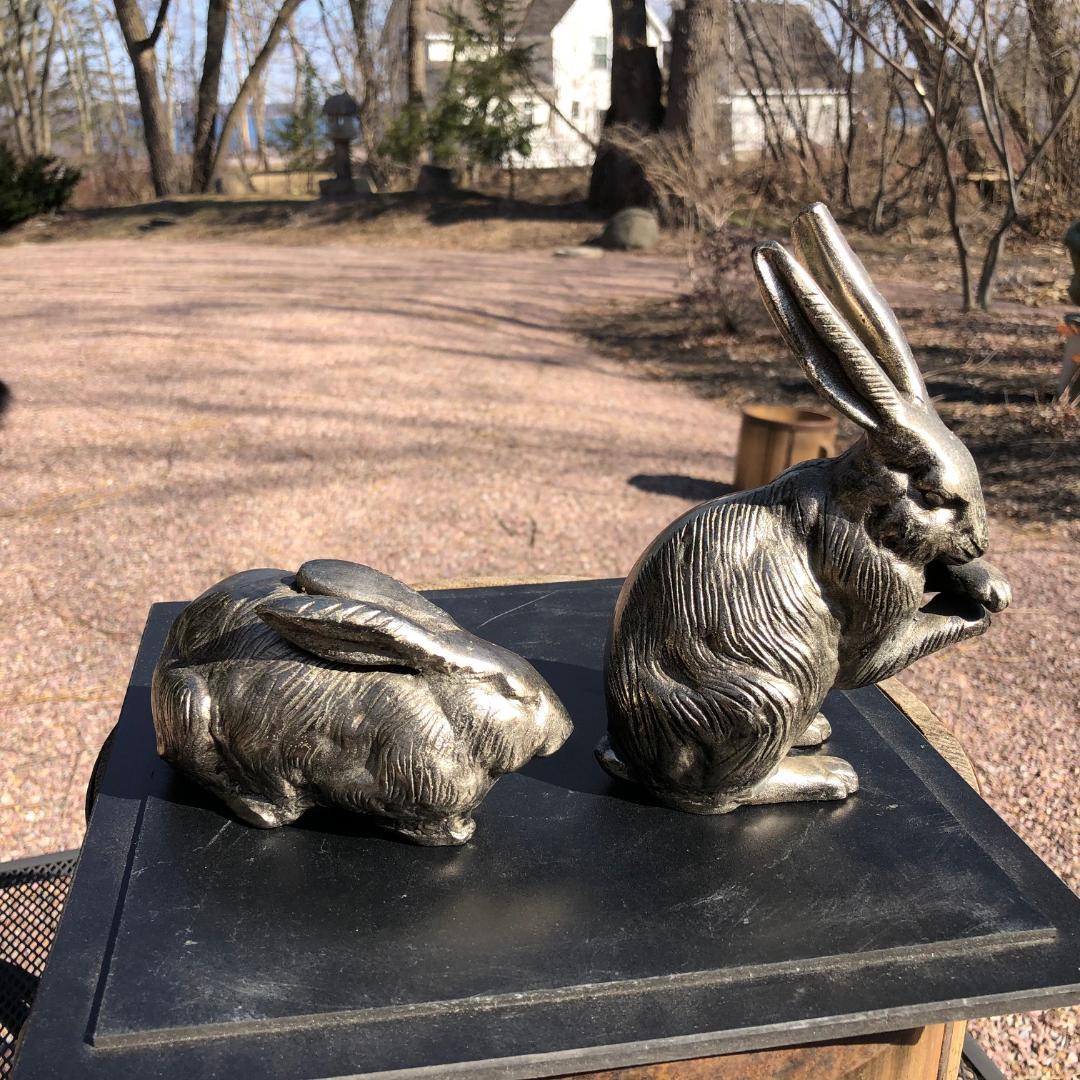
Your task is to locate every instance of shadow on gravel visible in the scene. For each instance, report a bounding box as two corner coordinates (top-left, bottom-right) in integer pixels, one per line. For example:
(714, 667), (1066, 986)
(10, 189), (602, 244)
(310, 189), (600, 229)
(629, 474), (734, 502)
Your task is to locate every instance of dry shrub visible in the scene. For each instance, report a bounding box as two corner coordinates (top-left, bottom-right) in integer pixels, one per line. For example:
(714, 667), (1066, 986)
(69, 152), (154, 208)
(602, 126), (738, 269)
(696, 223), (773, 335)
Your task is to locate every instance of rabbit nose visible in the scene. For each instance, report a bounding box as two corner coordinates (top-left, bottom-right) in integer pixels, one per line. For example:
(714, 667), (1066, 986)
(537, 695), (573, 755)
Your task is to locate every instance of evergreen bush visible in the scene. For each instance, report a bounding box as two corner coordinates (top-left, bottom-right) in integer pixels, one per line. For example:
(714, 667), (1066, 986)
(0, 145), (81, 231)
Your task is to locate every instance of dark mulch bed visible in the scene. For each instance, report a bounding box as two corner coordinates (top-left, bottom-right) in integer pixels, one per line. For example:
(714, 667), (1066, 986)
(577, 262), (1078, 524)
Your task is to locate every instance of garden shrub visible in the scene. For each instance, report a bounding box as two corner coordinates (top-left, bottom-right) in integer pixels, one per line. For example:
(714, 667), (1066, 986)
(0, 144), (81, 231)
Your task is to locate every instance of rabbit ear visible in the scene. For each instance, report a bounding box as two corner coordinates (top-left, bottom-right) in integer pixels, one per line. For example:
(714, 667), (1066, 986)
(258, 586), (482, 675)
(791, 204), (927, 404)
(753, 241), (908, 432)
(295, 560), (456, 630)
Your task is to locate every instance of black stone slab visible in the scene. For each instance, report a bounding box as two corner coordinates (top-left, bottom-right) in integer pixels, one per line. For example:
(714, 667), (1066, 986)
(13, 581), (1080, 1079)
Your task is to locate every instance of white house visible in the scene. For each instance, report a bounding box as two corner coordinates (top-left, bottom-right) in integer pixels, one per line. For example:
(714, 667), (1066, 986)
(724, 2), (848, 157)
(382, 0), (669, 167)
(381, 0), (846, 166)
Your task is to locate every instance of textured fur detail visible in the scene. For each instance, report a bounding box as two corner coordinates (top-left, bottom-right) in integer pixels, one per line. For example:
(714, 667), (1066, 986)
(152, 564), (572, 843)
(603, 205), (1008, 812)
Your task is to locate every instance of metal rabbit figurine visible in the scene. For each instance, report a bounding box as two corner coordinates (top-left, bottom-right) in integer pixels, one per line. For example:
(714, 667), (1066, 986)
(601, 204), (1011, 814)
(152, 560), (572, 845)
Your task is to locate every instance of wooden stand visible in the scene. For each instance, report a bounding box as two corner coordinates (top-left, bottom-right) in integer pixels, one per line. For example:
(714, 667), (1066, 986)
(733, 405), (838, 490)
(562, 677), (976, 1080)
(563, 1021), (965, 1079)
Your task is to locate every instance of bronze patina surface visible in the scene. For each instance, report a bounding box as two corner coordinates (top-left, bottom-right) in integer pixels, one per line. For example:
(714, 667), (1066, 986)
(151, 559), (572, 844)
(601, 205), (1011, 814)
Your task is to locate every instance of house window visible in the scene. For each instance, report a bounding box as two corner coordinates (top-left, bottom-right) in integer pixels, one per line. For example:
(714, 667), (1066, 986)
(571, 101), (580, 120)
(592, 36), (608, 71)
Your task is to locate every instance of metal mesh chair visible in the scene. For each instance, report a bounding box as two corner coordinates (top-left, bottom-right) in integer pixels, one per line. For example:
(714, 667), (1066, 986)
(0, 851), (79, 1077)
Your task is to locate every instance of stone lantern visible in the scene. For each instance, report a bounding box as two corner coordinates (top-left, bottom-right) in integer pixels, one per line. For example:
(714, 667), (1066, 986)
(319, 92), (371, 199)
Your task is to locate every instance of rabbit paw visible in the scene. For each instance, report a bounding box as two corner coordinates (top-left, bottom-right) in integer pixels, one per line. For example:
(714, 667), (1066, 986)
(595, 735), (635, 782)
(394, 814), (477, 846)
(224, 793), (304, 828)
(930, 558), (1011, 614)
(968, 561), (1011, 613)
(736, 754), (859, 807)
(793, 713), (832, 747)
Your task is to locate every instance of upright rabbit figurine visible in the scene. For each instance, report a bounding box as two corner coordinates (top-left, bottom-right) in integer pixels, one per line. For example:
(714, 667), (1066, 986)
(152, 560), (572, 844)
(601, 204), (1010, 814)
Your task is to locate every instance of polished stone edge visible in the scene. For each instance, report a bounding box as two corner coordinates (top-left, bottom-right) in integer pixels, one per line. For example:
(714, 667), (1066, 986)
(91, 927), (1058, 1050)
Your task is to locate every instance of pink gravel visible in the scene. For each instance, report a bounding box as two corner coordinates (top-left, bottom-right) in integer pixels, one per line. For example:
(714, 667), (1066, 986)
(0, 240), (1075, 1078)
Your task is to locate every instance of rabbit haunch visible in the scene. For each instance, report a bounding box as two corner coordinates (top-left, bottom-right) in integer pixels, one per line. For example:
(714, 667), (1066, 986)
(602, 204), (1009, 815)
(152, 562), (572, 844)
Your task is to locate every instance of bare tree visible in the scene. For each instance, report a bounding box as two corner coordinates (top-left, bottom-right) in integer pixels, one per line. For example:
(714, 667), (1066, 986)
(822, 0), (978, 306)
(962, 0), (1080, 305)
(826, 0), (1080, 310)
(1, 0), (58, 158)
(347, 0), (381, 159)
(889, 0), (989, 184)
(204, 0), (303, 189)
(235, 0), (274, 170)
(1025, 0), (1080, 201)
(51, 0), (95, 156)
(90, 0), (131, 155)
(406, 0), (425, 108)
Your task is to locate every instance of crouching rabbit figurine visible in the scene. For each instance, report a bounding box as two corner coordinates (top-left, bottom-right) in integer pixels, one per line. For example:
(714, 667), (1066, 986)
(601, 204), (1010, 814)
(152, 560), (572, 844)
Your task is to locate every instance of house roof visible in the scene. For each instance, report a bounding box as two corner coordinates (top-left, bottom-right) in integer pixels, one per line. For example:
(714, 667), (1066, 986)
(420, 0), (566, 39)
(421, 0), (666, 40)
(728, 2), (844, 91)
(518, 0), (574, 37)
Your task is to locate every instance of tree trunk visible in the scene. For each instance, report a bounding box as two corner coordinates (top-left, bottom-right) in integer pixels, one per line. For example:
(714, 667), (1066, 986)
(163, 20), (178, 153)
(663, 0), (730, 160)
(113, 0), (178, 195)
(348, 0), (381, 156)
(236, 0), (269, 167)
(975, 209), (1016, 310)
(36, 16), (56, 155)
(406, 0), (426, 106)
(191, 0), (228, 192)
(205, 0), (304, 189)
(1, 65), (33, 159)
(1025, 0), (1080, 197)
(588, 0), (663, 212)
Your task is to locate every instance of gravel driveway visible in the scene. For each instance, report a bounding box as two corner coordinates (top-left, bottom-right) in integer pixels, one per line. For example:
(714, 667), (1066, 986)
(1, 241), (1075, 1077)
